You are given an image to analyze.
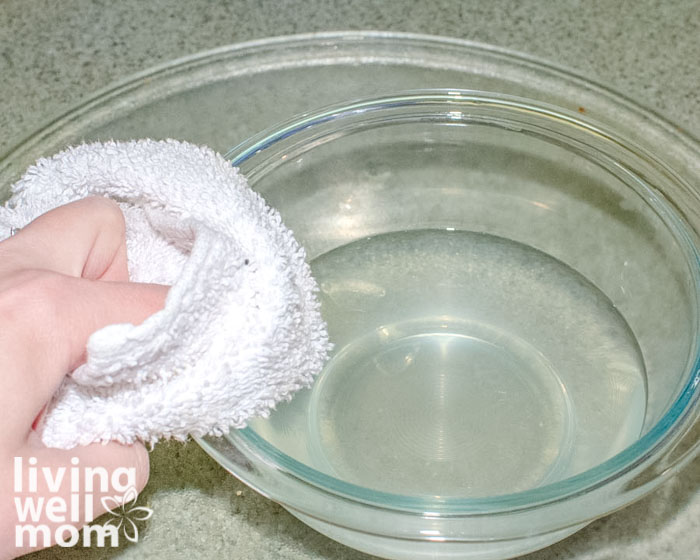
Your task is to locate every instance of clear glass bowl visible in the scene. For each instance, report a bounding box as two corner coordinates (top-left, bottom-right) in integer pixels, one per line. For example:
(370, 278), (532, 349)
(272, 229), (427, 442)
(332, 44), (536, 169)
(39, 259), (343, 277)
(197, 90), (700, 559)
(0, 32), (697, 560)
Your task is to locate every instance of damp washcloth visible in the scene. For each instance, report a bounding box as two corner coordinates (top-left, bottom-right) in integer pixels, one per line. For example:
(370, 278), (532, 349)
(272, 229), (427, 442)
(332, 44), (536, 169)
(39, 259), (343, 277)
(0, 139), (330, 449)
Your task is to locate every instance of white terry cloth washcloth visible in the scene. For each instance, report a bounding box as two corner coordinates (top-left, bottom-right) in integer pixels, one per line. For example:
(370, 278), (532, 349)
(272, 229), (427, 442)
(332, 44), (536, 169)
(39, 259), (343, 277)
(0, 139), (330, 450)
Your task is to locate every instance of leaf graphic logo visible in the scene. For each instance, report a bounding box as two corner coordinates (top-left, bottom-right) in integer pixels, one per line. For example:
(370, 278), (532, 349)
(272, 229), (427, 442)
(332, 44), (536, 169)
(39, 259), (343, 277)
(101, 487), (153, 543)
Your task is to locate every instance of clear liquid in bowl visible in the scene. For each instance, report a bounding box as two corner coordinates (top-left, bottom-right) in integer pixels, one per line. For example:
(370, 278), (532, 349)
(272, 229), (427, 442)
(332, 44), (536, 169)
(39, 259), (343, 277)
(249, 229), (647, 497)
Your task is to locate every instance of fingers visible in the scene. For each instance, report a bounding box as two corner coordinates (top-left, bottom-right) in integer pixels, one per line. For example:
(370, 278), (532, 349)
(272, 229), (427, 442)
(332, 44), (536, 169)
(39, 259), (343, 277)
(4, 432), (149, 558)
(0, 273), (168, 446)
(0, 197), (129, 282)
(0, 197), (157, 558)
(0, 196), (164, 441)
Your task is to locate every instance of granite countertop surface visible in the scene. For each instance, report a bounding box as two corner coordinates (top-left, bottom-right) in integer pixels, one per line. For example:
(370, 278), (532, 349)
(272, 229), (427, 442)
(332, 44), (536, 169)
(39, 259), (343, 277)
(1, 1), (698, 559)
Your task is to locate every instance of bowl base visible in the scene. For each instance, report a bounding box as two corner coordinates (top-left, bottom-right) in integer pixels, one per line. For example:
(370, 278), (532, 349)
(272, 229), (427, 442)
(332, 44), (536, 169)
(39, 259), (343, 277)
(288, 508), (588, 560)
(308, 315), (575, 495)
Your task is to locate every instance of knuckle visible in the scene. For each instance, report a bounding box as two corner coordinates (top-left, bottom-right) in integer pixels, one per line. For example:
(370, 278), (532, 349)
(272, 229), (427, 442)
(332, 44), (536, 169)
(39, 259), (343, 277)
(82, 196), (126, 234)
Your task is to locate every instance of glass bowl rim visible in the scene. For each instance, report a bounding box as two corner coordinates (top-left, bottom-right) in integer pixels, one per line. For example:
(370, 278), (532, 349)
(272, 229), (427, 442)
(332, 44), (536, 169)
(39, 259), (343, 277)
(4, 30), (700, 178)
(217, 88), (700, 514)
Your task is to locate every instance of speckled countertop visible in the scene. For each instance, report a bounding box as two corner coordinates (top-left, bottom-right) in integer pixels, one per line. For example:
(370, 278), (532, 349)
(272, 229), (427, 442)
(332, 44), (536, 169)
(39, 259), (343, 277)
(2, 1), (699, 559)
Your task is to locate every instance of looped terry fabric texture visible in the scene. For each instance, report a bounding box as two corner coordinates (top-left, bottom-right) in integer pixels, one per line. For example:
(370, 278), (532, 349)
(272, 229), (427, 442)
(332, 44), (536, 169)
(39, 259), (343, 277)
(0, 139), (330, 449)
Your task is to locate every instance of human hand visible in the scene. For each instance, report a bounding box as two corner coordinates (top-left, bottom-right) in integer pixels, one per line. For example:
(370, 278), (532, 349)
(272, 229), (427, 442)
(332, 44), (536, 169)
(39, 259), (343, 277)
(0, 197), (169, 558)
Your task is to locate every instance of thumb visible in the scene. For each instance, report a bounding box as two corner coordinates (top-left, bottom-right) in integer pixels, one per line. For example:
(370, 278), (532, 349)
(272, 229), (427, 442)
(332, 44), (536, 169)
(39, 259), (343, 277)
(7, 433), (149, 557)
